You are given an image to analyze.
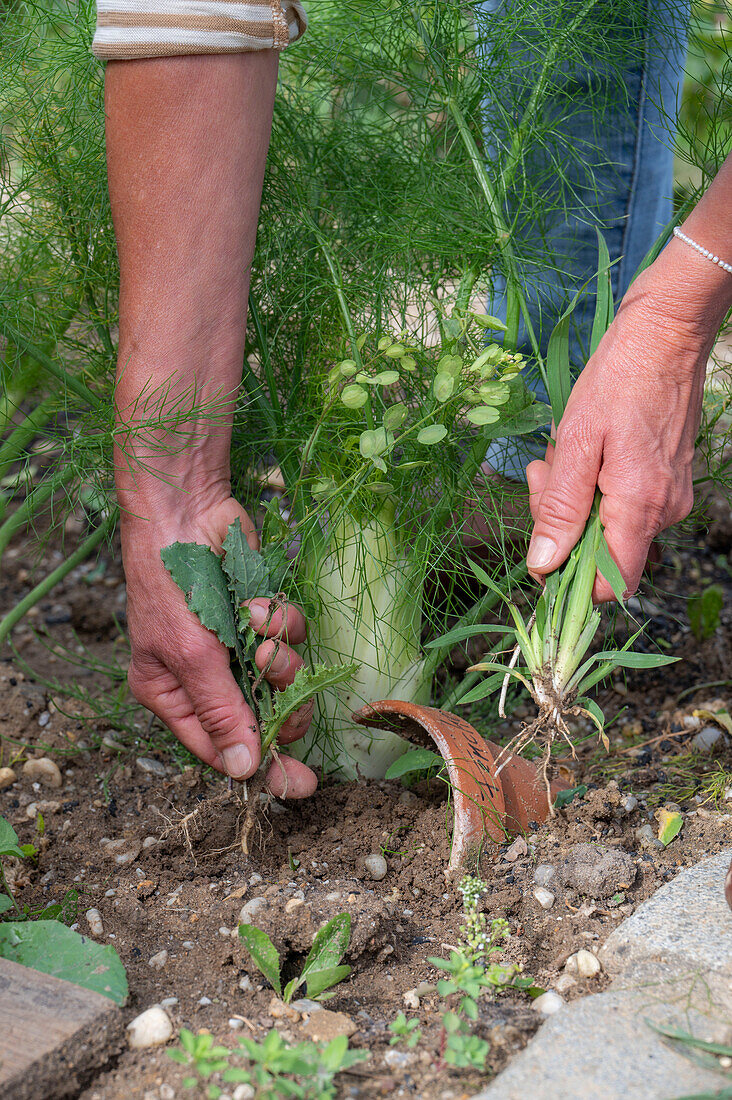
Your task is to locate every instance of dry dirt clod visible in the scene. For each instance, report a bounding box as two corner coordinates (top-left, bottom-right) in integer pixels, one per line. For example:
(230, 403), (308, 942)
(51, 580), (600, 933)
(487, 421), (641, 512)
(269, 997), (300, 1022)
(300, 1009), (356, 1042)
(558, 843), (636, 897)
(22, 757), (62, 788)
(555, 973), (578, 994)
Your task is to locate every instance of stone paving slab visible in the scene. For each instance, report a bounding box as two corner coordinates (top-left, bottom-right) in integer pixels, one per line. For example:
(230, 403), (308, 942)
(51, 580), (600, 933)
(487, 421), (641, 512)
(0, 957), (123, 1100)
(475, 848), (732, 1100)
(601, 848), (732, 980)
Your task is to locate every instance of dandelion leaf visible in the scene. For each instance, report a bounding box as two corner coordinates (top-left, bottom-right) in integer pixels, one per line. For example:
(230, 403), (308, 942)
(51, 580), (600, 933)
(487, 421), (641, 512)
(301, 913), (351, 984)
(238, 924), (281, 996)
(222, 517), (273, 603)
(262, 662), (359, 744)
(161, 542), (238, 650)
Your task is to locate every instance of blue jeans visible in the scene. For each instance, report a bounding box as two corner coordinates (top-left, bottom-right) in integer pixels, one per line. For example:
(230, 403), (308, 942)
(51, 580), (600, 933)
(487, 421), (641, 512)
(480, 0), (689, 478)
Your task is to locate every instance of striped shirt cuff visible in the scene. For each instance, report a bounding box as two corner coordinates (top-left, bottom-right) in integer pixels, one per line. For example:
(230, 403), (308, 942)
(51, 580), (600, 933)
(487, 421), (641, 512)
(92, 0), (308, 59)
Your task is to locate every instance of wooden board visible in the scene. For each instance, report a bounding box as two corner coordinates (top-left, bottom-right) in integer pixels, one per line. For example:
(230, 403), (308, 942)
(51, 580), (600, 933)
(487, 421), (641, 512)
(0, 957), (124, 1100)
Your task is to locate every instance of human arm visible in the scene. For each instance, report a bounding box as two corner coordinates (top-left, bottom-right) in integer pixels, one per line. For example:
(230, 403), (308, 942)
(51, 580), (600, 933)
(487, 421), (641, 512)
(107, 53), (316, 795)
(525, 154), (732, 600)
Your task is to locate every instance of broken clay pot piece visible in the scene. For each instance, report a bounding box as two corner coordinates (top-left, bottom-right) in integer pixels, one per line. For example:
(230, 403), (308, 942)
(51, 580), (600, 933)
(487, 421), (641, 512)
(352, 699), (567, 874)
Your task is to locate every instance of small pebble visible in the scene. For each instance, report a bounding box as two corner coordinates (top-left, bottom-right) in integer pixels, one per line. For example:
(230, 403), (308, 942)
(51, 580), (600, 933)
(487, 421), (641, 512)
(383, 1050), (417, 1069)
(142, 836), (158, 849)
(22, 757), (62, 789)
(403, 989), (420, 1010)
(692, 726), (724, 754)
(505, 836), (528, 863)
(291, 998), (322, 1015)
(198, 996), (212, 1006)
(238, 975), (254, 992)
(532, 990), (565, 1016)
(127, 1006), (173, 1049)
(566, 949), (601, 979)
(239, 896), (267, 922)
(364, 854), (388, 881)
(228, 1018), (245, 1030)
(555, 973), (577, 994)
(101, 837), (142, 865)
(37, 711), (51, 728)
(533, 886), (555, 909)
(160, 1086), (176, 1100)
(249, 873), (263, 886)
(285, 898), (305, 914)
(85, 908), (104, 936)
(621, 795), (638, 813)
(136, 757), (168, 777)
(533, 864), (556, 888)
(160, 997), (179, 1007)
(0, 767), (17, 789)
(232, 1086), (255, 1100)
(148, 950), (168, 970)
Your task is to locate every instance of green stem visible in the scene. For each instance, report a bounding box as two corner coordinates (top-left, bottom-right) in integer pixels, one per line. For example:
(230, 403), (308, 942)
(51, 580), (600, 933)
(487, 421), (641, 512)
(0, 510), (117, 649)
(446, 97), (544, 383)
(0, 319), (103, 411)
(497, 0), (600, 201)
(0, 396), (56, 485)
(0, 467), (78, 559)
(316, 236), (375, 430)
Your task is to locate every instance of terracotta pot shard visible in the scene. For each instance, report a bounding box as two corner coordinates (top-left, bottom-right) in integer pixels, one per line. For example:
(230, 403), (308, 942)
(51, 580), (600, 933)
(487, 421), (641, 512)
(352, 699), (568, 874)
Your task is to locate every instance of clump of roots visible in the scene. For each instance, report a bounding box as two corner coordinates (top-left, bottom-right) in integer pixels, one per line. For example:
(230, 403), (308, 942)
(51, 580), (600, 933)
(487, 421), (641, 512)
(497, 667), (599, 813)
(156, 767), (282, 861)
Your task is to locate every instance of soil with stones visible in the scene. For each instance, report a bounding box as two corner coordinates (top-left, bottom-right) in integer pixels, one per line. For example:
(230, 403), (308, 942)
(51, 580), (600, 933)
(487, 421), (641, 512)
(0, 489), (731, 1100)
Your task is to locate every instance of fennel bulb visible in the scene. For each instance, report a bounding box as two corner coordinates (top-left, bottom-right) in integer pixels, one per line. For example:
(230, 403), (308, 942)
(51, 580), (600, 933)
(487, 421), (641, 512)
(296, 501), (429, 779)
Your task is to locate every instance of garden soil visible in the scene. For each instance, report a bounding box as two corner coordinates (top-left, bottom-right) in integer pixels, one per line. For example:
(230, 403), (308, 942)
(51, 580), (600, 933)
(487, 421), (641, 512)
(0, 492), (731, 1100)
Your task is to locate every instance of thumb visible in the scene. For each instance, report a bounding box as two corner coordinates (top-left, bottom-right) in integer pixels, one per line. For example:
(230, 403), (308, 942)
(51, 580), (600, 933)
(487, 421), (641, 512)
(525, 423), (601, 578)
(174, 643), (262, 779)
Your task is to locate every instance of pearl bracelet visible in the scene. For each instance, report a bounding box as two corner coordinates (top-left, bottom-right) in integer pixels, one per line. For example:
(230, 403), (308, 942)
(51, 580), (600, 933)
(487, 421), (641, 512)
(673, 226), (732, 275)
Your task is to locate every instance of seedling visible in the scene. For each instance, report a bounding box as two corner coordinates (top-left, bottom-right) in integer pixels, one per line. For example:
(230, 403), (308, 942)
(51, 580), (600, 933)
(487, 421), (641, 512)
(168, 1027), (368, 1100)
(168, 1030), (232, 1096)
(389, 1012), (423, 1048)
(688, 583), (724, 641)
(238, 912), (352, 1003)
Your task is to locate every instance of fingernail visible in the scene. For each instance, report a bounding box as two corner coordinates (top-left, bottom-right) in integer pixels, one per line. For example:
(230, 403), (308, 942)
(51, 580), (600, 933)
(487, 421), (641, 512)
(527, 535), (558, 571)
(222, 744), (252, 779)
(247, 600), (268, 630)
